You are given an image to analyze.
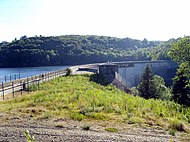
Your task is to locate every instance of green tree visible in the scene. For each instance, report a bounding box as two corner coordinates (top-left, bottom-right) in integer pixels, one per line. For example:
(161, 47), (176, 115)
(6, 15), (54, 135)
(153, 75), (172, 100)
(137, 65), (157, 99)
(169, 37), (190, 106)
(169, 37), (190, 81)
(172, 64), (190, 106)
(169, 37), (190, 64)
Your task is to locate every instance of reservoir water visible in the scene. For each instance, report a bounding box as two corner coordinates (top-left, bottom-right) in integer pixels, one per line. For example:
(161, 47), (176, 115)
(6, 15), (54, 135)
(0, 66), (70, 83)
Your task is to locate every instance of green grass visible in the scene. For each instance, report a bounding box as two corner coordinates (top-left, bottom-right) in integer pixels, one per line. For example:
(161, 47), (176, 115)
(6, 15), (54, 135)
(105, 127), (119, 132)
(169, 129), (176, 136)
(0, 75), (190, 131)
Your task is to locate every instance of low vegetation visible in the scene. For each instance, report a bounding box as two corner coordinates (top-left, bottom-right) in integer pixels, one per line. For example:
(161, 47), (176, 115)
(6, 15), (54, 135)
(0, 75), (190, 133)
(24, 129), (36, 142)
(82, 125), (91, 130)
(105, 127), (118, 132)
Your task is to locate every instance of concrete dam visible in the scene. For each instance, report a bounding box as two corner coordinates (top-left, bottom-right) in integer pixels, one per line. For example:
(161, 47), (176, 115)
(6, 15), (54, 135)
(99, 60), (178, 88)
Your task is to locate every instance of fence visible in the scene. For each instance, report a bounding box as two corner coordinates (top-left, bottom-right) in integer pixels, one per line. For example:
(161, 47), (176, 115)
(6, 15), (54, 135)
(0, 69), (67, 100)
(4, 74), (21, 83)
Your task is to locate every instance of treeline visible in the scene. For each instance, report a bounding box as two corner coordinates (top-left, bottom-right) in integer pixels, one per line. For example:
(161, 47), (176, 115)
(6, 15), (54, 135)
(134, 38), (178, 61)
(0, 35), (161, 67)
(134, 36), (190, 107)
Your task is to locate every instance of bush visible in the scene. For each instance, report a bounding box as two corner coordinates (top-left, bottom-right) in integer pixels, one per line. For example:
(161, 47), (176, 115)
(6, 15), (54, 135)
(169, 118), (186, 132)
(131, 87), (139, 96)
(168, 129), (176, 136)
(70, 112), (85, 121)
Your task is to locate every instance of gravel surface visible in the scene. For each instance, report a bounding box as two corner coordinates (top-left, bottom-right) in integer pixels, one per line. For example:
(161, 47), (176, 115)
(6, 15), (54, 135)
(0, 113), (188, 142)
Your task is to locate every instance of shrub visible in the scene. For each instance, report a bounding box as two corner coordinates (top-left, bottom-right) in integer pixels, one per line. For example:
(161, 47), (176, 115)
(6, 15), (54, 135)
(70, 112), (85, 121)
(169, 129), (176, 136)
(169, 118), (186, 132)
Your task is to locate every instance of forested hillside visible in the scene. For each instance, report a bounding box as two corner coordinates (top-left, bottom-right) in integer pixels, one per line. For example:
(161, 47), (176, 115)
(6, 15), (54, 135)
(0, 35), (162, 67)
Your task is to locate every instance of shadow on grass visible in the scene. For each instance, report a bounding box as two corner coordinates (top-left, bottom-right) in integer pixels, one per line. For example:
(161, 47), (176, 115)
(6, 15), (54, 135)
(90, 74), (109, 86)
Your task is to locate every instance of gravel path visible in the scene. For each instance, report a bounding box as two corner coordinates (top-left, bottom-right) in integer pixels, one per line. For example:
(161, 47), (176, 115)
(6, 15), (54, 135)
(0, 114), (187, 142)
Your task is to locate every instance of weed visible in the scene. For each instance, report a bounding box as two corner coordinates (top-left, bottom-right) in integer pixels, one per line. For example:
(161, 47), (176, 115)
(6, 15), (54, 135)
(89, 113), (108, 120)
(24, 129), (36, 142)
(82, 125), (90, 130)
(70, 112), (85, 121)
(169, 118), (186, 132)
(128, 117), (145, 124)
(169, 129), (176, 136)
(105, 127), (118, 132)
(169, 139), (174, 142)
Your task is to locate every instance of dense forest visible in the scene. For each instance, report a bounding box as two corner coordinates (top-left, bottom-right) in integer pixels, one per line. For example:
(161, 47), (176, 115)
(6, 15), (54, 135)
(0, 35), (174, 67)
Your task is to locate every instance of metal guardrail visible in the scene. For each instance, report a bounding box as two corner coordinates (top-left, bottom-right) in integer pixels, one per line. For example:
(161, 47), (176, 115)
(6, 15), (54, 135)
(3, 74), (21, 83)
(0, 69), (67, 100)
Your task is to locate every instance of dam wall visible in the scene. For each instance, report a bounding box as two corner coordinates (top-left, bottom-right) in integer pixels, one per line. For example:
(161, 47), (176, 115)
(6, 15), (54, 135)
(118, 60), (178, 87)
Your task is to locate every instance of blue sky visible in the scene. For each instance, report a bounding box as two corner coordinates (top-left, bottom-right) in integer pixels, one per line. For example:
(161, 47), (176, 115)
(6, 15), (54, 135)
(0, 0), (190, 42)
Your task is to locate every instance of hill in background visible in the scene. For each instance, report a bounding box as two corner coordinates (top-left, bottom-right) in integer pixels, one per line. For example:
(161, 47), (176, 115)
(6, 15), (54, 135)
(0, 35), (163, 67)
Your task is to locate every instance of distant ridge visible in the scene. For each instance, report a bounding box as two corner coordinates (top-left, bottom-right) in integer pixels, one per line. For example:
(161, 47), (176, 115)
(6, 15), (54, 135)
(0, 35), (167, 67)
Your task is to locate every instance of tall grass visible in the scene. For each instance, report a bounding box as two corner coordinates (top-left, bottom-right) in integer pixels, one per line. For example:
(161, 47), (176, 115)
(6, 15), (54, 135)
(0, 75), (190, 131)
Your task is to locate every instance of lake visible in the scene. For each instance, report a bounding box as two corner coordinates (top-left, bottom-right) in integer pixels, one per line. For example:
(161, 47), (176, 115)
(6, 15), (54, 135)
(0, 66), (70, 83)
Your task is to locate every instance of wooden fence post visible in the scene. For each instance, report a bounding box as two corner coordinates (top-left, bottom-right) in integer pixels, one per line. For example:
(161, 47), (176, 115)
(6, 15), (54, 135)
(20, 81), (22, 95)
(2, 82), (4, 100)
(45, 73), (46, 81)
(38, 79), (40, 90)
(32, 76), (34, 89)
(12, 82), (14, 98)
(27, 77), (29, 94)
(42, 74), (44, 82)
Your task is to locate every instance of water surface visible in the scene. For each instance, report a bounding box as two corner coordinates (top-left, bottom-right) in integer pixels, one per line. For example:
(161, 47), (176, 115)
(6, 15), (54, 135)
(0, 66), (69, 83)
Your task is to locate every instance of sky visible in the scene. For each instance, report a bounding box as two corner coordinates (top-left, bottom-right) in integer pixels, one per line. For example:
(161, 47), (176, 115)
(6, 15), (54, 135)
(0, 0), (190, 42)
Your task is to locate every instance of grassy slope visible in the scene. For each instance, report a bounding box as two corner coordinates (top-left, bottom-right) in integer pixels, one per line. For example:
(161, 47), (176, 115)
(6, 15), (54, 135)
(0, 75), (190, 132)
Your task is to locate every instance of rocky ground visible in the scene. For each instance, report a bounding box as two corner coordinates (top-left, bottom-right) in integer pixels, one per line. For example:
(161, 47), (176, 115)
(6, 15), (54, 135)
(0, 113), (189, 142)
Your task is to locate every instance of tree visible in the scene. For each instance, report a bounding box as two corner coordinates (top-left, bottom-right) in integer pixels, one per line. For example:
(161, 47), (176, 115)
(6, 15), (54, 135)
(169, 37), (190, 82)
(169, 37), (190, 64)
(153, 75), (172, 100)
(168, 37), (190, 106)
(172, 64), (190, 106)
(137, 65), (157, 99)
(20, 35), (27, 40)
